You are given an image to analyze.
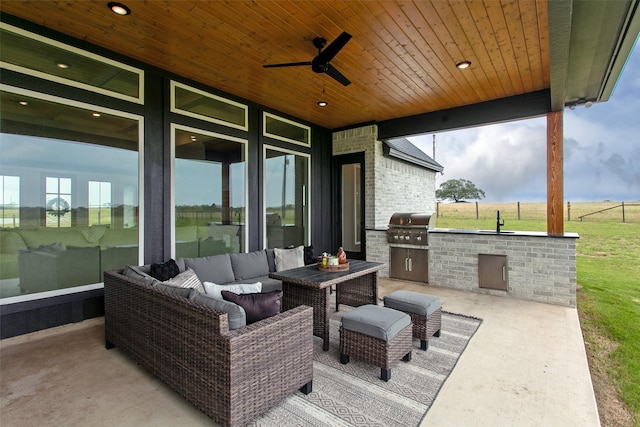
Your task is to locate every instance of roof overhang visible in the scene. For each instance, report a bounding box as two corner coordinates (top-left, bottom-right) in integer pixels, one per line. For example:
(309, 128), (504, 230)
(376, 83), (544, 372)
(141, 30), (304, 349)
(549, 0), (640, 111)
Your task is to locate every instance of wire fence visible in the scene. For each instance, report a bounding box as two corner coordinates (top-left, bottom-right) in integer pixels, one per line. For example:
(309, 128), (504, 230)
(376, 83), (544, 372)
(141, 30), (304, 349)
(436, 201), (640, 223)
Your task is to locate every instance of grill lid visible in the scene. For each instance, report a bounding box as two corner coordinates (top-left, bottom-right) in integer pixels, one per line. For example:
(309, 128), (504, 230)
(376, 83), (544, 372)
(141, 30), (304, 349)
(388, 212), (435, 228)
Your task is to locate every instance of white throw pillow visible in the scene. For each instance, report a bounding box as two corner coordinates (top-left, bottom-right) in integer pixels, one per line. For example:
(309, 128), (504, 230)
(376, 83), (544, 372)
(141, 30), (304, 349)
(203, 281), (262, 300)
(274, 246), (305, 271)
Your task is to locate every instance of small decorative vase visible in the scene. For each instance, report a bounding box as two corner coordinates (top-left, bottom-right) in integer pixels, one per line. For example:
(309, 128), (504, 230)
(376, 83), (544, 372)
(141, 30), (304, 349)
(337, 247), (347, 264)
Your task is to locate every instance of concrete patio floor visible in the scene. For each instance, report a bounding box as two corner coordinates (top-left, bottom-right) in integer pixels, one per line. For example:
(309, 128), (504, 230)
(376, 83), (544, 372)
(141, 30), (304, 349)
(0, 279), (600, 426)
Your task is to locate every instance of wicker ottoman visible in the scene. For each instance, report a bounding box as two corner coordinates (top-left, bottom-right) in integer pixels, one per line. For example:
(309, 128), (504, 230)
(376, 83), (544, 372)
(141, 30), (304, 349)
(339, 304), (413, 382)
(383, 290), (442, 351)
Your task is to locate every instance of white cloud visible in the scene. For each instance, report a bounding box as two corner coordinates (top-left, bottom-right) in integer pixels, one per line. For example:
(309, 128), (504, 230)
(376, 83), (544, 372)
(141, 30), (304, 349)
(410, 42), (640, 203)
(412, 119), (546, 202)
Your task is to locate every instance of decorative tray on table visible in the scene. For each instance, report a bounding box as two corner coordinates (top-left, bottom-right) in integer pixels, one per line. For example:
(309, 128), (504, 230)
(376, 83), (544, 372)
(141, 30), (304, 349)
(317, 262), (349, 272)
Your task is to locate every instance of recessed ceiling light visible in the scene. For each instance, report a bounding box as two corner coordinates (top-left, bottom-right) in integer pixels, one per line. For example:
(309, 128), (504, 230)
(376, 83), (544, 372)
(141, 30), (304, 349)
(92, 112), (101, 117)
(317, 101), (328, 107)
(56, 62), (69, 69)
(18, 101), (28, 106)
(456, 60), (472, 69)
(108, 2), (131, 16)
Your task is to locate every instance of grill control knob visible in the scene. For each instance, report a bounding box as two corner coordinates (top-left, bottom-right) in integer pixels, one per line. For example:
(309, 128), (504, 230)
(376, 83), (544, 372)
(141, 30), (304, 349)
(404, 235), (410, 240)
(416, 236), (422, 241)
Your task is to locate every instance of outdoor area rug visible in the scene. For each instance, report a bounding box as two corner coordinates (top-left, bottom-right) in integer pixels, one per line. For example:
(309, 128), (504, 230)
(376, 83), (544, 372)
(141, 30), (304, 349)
(251, 304), (482, 427)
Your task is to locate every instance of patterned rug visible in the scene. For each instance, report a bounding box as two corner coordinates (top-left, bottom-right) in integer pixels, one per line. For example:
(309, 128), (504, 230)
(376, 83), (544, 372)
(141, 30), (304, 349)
(251, 305), (482, 427)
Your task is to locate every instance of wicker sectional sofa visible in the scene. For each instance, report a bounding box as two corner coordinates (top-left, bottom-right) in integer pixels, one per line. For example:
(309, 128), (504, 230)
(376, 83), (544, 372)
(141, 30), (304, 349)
(103, 249), (314, 427)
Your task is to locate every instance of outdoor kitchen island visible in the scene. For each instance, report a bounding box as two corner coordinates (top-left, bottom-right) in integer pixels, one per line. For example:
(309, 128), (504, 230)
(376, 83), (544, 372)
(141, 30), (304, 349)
(427, 228), (579, 307)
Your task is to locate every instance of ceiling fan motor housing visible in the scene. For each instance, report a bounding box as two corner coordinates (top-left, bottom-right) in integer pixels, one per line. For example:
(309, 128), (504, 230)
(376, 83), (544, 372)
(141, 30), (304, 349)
(312, 57), (329, 73)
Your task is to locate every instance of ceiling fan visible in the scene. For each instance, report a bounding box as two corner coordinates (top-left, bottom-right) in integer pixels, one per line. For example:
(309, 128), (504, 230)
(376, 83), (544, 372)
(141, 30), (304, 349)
(263, 32), (352, 86)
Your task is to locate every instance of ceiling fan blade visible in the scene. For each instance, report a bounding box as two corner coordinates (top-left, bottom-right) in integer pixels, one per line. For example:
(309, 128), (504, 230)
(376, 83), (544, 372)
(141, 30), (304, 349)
(325, 63), (351, 86)
(263, 61), (312, 68)
(316, 31), (352, 63)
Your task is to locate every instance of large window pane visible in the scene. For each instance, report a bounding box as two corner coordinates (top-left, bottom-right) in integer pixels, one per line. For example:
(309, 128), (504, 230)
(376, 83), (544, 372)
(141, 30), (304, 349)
(0, 88), (141, 299)
(173, 126), (246, 257)
(264, 147), (310, 249)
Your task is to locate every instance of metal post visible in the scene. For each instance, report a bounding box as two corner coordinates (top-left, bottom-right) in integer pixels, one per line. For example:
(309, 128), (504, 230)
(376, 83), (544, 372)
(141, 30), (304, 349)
(567, 201), (571, 221)
(622, 201), (626, 223)
(517, 201), (521, 220)
(475, 201), (479, 220)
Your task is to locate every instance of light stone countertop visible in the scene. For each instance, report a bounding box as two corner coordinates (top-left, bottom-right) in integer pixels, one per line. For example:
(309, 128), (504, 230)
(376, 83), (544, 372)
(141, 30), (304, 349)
(429, 228), (579, 238)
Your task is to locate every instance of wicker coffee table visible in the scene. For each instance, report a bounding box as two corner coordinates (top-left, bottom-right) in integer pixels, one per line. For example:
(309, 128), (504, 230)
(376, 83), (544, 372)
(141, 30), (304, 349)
(269, 260), (384, 351)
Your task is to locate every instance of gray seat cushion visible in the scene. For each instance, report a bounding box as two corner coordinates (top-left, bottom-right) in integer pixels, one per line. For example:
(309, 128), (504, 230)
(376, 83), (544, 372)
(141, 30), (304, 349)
(252, 275), (282, 293)
(189, 291), (246, 330)
(341, 305), (411, 343)
(230, 250), (270, 281)
(181, 254), (234, 284)
(383, 290), (441, 316)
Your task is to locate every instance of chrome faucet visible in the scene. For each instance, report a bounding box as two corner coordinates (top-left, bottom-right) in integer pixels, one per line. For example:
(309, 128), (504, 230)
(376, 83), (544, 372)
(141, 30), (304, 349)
(496, 210), (505, 233)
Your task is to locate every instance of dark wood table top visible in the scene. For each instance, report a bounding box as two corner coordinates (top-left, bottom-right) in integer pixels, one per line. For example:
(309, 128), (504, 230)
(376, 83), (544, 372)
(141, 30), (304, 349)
(269, 259), (384, 289)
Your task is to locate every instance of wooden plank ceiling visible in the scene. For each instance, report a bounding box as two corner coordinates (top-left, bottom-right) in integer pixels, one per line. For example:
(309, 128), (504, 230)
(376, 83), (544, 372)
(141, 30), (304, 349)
(0, 0), (550, 130)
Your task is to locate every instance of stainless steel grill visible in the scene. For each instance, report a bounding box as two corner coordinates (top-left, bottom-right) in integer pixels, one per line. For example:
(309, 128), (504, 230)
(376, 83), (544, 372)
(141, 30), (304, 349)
(386, 213), (435, 246)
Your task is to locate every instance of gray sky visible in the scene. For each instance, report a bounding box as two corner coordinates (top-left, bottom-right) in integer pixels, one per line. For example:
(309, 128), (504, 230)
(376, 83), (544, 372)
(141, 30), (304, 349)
(411, 40), (640, 203)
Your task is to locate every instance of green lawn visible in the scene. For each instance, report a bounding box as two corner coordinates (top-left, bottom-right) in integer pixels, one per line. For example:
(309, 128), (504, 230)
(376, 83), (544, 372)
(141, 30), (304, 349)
(436, 203), (639, 424)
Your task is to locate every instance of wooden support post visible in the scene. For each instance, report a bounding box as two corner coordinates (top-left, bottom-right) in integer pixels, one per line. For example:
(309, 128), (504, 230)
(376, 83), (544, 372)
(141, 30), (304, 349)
(547, 111), (564, 235)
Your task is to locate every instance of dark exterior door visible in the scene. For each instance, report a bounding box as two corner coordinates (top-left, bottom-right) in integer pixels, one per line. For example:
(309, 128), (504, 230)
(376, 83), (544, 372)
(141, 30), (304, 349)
(334, 153), (365, 260)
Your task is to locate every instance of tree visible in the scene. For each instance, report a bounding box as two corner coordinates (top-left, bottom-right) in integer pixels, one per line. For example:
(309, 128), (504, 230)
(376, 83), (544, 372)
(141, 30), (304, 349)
(436, 178), (485, 202)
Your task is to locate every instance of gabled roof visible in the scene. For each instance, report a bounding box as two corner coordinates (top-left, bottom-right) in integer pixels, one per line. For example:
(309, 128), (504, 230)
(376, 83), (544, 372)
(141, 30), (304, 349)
(382, 138), (443, 173)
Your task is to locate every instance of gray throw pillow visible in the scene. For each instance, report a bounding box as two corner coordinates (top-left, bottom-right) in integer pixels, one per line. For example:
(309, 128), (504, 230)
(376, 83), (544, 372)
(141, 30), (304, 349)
(123, 265), (159, 286)
(189, 292), (247, 330)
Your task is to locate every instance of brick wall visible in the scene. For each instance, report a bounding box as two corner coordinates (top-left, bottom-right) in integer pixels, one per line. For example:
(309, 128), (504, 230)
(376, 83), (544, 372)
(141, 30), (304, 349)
(365, 230), (389, 277)
(332, 124), (438, 255)
(429, 231), (577, 307)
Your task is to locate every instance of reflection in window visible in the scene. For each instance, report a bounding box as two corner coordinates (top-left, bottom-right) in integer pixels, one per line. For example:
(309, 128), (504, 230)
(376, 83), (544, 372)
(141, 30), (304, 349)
(173, 126), (246, 257)
(88, 181), (112, 226)
(1, 175), (20, 228)
(46, 177), (72, 228)
(264, 147), (309, 249)
(0, 88), (140, 299)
